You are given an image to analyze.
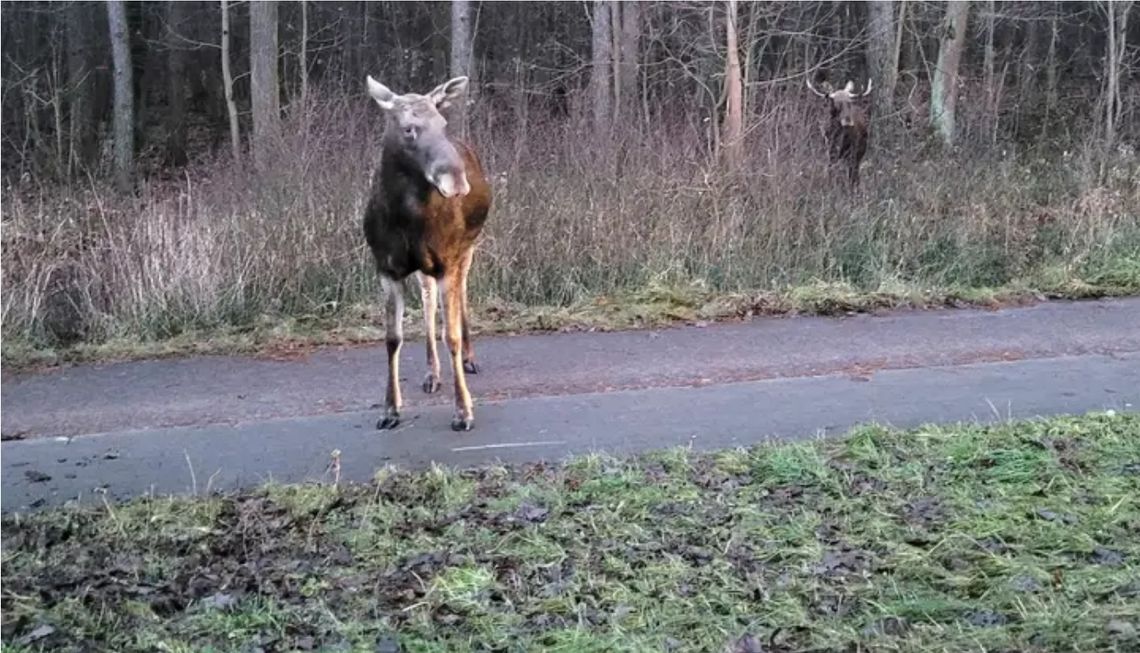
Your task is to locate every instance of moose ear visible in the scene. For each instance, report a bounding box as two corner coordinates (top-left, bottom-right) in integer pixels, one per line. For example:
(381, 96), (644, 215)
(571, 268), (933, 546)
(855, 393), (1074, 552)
(366, 75), (396, 111)
(428, 76), (469, 110)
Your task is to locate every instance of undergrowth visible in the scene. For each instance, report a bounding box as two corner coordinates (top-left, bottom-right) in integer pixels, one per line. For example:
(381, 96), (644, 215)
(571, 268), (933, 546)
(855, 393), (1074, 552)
(3, 95), (1138, 368)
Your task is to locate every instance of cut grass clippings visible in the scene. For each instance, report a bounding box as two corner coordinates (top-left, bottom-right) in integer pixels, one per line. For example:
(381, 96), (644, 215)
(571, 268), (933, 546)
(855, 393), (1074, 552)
(5, 267), (1138, 372)
(3, 411), (1139, 652)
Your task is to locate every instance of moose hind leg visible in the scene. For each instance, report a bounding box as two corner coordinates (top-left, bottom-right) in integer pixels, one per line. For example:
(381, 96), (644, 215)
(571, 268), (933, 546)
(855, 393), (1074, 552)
(459, 247), (478, 374)
(419, 272), (442, 393)
(377, 276), (405, 430)
(441, 274), (475, 431)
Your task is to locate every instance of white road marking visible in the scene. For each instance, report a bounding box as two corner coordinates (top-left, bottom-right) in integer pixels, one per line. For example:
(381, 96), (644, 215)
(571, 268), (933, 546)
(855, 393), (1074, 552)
(451, 440), (566, 452)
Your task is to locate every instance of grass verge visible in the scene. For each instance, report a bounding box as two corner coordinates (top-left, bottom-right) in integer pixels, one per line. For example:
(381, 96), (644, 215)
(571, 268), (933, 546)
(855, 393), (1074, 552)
(5, 266), (1138, 372)
(3, 411), (1138, 652)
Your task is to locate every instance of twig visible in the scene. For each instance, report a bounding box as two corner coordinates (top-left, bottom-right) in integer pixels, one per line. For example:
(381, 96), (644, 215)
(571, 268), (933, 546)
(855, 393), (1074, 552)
(327, 448), (342, 487)
(184, 449), (198, 496)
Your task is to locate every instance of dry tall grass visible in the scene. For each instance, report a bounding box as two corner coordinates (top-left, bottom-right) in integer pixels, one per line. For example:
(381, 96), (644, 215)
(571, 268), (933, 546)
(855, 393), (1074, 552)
(2, 90), (1138, 354)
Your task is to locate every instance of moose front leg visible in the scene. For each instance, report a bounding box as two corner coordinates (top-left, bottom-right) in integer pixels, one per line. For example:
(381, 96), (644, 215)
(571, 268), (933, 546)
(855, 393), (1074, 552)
(440, 274), (475, 431)
(377, 276), (405, 430)
(459, 247), (478, 374)
(419, 272), (442, 393)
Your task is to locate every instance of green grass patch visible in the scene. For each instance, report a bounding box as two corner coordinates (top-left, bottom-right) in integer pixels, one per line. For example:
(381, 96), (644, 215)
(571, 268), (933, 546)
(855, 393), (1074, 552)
(3, 412), (1139, 651)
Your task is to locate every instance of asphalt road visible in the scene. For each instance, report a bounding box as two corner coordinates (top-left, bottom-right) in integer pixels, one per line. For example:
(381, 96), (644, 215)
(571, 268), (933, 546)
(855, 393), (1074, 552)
(3, 297), (1138, 512)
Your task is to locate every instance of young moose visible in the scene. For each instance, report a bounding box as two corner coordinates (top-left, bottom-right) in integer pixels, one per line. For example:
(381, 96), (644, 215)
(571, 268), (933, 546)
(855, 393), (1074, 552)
(806, 78), (873, 187)
(362, 75), (492, 432)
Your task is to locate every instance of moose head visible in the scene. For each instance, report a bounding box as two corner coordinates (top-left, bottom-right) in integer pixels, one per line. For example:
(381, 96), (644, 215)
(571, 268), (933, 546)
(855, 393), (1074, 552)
(366, 75), (471, 198)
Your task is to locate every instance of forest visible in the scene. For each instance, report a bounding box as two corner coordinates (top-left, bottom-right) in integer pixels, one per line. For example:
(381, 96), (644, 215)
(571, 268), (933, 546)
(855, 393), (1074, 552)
(1, 1), (1137, 364)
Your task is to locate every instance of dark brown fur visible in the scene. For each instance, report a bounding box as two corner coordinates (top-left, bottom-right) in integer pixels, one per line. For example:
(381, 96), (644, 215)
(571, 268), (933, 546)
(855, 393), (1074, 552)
(364, 134), (492, 432)
(364, 142), (491, 282)
(826, 98), (871, 187)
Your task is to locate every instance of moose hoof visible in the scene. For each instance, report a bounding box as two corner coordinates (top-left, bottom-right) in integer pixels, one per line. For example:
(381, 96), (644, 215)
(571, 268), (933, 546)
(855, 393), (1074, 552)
(376, 412), (401, 430)
(422, 374), (441, 394)
(463, 359), (479, 374)
(451, 415), (474, 432)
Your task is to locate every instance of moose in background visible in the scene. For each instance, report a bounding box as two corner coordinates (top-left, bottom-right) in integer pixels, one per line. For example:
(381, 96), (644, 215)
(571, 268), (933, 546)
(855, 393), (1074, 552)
(806, 77), (874, 187)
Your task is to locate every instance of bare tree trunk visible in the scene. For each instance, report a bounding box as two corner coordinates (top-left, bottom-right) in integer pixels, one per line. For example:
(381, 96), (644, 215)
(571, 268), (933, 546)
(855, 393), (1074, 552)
(892, 0), (906, 85)
(1114, 3), (1132, 138)
(618, 0), (640, 124)
(250, 0), (280, 169)
(741, 6), (764, 119)
(867, 0), (896, 119)
(900, 3), (919, 78)
(67, 0), (96, 174)
(982, 0), (996, 140)
(1105, 1), (1117, 146)
(590, 0), (612, 135)
(52, 44), (65, 175)
(722, 0), (743, 170)
(1044, 12), (1058, 130)
(165, 0), (189, 166)
(610, 2), (620, 125)
(1016, 15), (1040, 117)
(1103, 0), (1132, 147)
(930, 0), (969, 146)
(358, 2), (370, 83)
(220, 0), (241, 161)
(450, 0), (472, 137)
(106, 0), (133, 192)
(300, 0), (308, 107)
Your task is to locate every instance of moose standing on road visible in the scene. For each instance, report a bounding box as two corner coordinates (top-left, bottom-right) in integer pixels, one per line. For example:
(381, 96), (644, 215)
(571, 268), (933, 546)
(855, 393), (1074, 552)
(806, 77), (874, 187)
(362, 75), (492, 432)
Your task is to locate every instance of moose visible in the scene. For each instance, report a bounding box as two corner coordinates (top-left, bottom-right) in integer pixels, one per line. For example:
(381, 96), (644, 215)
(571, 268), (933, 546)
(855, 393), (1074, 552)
(362, 74), (492, 432)
(806, 77), (873, 187)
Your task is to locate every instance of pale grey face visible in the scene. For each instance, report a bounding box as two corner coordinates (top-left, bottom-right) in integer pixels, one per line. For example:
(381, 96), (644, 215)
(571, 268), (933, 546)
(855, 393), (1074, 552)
(807, 78), (873, 128)
(367, 76), (471, 198)
(826, 81), (872, 128)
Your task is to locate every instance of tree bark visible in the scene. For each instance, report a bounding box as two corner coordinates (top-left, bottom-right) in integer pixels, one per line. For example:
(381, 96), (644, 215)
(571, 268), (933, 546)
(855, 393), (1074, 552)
(892, 0), (906, 86)
(900, 2), (919, 78)
(250, 0), (280, 168)
(1105, 1), (1116, 146)
(450, 0), (472, 137)
(165, 0), (189, 166)
(722, 0), (743, 169)
(982, 0), (996, 140)
(300, 0), (308, 107)
(1016, 14), (1040, 110)
(67, 0), (97, 173)
(1103, 0), (1133, 146)
(590, 0), (613, 135)
(930, 0), (969, 146)
(106, 0), (133, 192)
(610, 2), (620, 125)
(1044, 12), (1058, 126)
(220, 0), (241, 161)
(867, 1), (896, 119)
(618, 0), (640, 124)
